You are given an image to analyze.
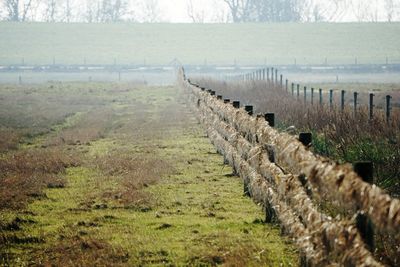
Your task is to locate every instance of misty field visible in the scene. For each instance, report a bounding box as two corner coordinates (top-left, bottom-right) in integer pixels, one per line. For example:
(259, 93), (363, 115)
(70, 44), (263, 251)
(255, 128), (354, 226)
(0, 82), (298, 266)
(1, 22), (400, 65)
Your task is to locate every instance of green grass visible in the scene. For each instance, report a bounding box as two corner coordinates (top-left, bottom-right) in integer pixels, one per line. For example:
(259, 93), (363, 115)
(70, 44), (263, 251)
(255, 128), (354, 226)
(0, 83), (298, 266)
(0, 22), (400, 65)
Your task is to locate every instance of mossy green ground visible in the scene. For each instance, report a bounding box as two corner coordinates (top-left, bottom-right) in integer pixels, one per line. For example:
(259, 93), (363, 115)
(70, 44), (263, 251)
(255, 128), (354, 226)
(0, 84), (298, 266)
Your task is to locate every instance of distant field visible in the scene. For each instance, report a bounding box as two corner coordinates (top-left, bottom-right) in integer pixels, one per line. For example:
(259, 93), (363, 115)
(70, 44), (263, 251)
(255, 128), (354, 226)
(0, 22), (400, 66)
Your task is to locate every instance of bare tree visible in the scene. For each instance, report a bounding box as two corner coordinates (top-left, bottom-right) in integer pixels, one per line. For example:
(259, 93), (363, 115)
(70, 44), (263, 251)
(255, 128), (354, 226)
(101, 0), (128, 22)
(211, 0), (231, 22)
(83, 0), (99, 22)
(384, 0), (400, 22)
(221, 0), (303, 22)
(43, 0), (57, 22)
(2, 0), (36, 21)
(222, 0), (251, 22)
(186, 0), (206, 22)
(141, 0), (161, 22)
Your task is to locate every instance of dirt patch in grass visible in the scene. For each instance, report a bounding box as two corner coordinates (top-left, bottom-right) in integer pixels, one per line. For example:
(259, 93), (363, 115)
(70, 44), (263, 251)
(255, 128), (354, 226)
(0, 147), (80, 210)
(32, 235), (129, 266)
(94, 153), (175, 209)
(46, 109), (115, 146)
(187, 233), (271, 266)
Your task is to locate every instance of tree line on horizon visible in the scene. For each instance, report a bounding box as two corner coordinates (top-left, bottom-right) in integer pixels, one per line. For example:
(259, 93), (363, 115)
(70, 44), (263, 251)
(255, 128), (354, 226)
(0, 0), (399, 23)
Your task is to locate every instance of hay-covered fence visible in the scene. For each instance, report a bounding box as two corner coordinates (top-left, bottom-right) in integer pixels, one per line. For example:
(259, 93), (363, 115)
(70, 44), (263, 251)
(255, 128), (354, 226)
(179, 68), (400, 266)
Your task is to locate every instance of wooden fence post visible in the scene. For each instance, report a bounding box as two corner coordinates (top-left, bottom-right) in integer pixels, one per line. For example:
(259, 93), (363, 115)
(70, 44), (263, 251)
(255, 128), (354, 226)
(341, 90), (345, 111)
(280, 74), (283, 88)
(275, 69), (278, 84)
(265, 113), (275, 127)
(304, 86), (307, 104)
(369, 93), (374, 120)
(311, 88), (314, 105)
(233, 101), (240, 109)
(267, 68), (270, 81)
(319, 88), (323, 105)
(386, 95), (392, 123)
(245, 105), (253, 116)
(297, 84), (300, 100)
(353, 162), (374, 251)
(353, 92), (358, 116)
(299, 133), (312, 146)
(329, 89), (333, 108)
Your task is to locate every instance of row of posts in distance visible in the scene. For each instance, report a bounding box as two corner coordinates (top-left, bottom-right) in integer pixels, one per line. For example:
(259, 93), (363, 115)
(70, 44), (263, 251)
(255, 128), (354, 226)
(193, 82), (376, 255)
(232, 67), (393, 123)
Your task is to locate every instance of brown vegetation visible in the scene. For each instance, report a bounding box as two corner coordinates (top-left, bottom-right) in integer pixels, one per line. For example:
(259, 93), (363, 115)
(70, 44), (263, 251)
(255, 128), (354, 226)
(47, 109), (115, 146)
(0, 148), (80, 210)
(33, 235), (129, 266)
(95, 153), (174, 209)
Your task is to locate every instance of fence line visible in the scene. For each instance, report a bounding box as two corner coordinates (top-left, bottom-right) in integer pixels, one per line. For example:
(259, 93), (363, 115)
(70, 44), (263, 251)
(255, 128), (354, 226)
(230, 67), (396, 123)
(180, 68), (400, 266)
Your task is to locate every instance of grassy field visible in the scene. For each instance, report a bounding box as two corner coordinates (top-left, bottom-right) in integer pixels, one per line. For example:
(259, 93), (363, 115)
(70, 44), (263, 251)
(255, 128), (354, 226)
(0, 22), (400, 66)
(0, 82), (298, 265)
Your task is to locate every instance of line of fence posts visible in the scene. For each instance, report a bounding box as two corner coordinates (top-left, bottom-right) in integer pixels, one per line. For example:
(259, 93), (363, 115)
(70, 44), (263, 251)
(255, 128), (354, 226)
(184, 75), (382, 255)
(232, 66), (394, 124)
(196, 84), (376, 256)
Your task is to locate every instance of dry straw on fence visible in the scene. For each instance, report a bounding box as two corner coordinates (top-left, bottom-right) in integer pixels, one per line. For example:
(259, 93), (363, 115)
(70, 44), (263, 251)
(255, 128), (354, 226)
(179, 69), (400, 266)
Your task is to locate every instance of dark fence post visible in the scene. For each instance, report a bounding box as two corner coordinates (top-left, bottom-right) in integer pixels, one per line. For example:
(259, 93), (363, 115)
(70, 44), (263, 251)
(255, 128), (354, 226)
(280, 74), (283, 88)
(267, 68), (270, 81)
(353, 162), (374, 251)
(217, 95), (222, 100)
(311, 88), (314, 105)
(354, 92), (358, 116)
(211, 91), (216, 96)
(275, 69), (278, 84)
(386, 95), (392, 123)
(299, 133), (312, 146)
(369, 93), (374, 120)
(304, 86), (307, 104)
(233, 101), (240, 109)
(262, 69), (266, 80)
(319, 88), (323, 105)
(245, 105), (253, 116)
(265, 113), (275, 127)
(329, 89), (333, 108)
(297, 84), (300, 100)
(341, 90), (345, 111)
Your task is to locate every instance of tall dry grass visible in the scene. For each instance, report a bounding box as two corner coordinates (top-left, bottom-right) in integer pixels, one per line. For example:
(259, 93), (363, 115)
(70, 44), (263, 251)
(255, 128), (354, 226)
(93, 153), (174, 210)
(0, 148), (80, 210)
